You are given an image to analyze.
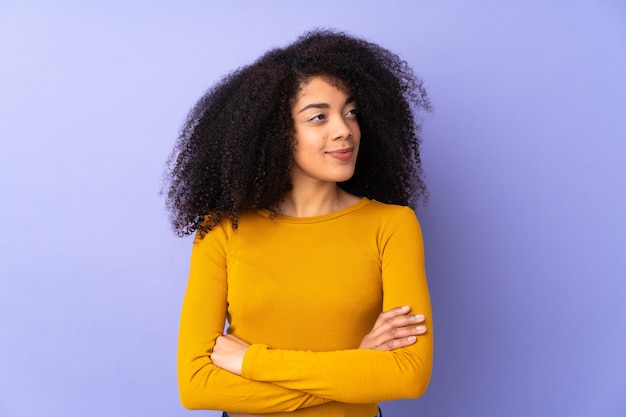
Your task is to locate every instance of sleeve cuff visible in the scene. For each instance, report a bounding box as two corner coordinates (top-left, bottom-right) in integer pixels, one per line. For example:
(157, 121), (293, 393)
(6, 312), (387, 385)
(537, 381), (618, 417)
(242, 343), (269, 379)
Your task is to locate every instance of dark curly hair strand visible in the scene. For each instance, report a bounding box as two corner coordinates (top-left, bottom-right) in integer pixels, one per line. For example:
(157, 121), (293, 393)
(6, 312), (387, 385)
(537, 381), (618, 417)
(164, 30), (431, 238)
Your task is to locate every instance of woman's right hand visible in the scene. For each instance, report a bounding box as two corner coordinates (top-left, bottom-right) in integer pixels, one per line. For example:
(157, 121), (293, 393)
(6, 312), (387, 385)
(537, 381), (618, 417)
(358, 305), (427, 351)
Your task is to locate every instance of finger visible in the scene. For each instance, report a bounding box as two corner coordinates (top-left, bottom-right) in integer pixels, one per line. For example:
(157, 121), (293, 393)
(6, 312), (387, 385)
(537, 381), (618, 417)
(365, 320), (427, 348)
(374, 309), (427, 332)
(222, 333), (251, 348)
(374, 324), (426, 346)
(387, 313), (426, 329)
(212, 335), (225, 352)
(372, 305), (411, 328)
(379, 335), (418, 351)
(371, 313), (426, 340)
(391, 324), (428, 339)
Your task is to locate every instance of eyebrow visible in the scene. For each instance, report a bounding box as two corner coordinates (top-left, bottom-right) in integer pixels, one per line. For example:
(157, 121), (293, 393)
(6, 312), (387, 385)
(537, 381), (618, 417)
(297, 103), (329, 114)
(296, 96), (356, 114)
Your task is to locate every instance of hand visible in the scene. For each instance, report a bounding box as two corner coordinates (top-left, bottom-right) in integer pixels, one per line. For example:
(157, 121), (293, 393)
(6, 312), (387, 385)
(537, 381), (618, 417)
(210, 334), (251, 375)
(359, 305), (427, 351)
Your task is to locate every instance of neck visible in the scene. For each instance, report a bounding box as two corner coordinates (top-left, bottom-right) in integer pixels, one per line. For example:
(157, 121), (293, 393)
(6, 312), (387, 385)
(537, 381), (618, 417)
(279, 182), (351, 218)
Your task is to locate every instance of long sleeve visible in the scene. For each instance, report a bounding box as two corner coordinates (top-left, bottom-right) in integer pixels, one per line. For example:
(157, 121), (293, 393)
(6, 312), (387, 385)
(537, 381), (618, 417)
(177, 224), (332, 413)
(178, 199), (433, 416)
(239, 207), (433, 403)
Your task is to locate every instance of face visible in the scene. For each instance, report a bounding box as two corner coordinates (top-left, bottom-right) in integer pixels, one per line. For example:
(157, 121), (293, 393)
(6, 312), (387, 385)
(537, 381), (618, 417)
(290, 76), (361, 188)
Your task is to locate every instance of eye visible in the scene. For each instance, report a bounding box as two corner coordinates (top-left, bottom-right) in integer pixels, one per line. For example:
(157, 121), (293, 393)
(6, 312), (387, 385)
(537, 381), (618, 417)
(309, 114), (326, 122)
(345, 108), (358, 117)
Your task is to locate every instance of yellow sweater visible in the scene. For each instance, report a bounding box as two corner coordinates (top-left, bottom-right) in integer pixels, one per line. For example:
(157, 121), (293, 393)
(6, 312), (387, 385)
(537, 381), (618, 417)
(178, 198), (433, 417)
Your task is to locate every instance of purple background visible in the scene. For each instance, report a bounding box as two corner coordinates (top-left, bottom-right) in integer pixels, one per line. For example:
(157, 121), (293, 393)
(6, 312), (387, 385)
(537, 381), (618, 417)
(1, 1), (625, 416)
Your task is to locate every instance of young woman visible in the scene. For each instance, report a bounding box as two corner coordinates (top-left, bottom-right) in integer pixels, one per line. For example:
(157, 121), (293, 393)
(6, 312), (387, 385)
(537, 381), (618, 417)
(164, 30), (433, 417)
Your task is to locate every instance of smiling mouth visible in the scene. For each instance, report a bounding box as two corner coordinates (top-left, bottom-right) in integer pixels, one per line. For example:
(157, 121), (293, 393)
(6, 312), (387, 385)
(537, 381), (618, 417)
(326, 148), (354, 161)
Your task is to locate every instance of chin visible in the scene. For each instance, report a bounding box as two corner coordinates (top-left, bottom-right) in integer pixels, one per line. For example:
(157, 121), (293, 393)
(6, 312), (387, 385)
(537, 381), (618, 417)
(333, 170), (356, 183)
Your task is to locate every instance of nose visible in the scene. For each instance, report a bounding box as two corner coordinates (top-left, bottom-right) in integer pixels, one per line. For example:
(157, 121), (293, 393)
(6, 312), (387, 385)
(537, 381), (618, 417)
(331, 115), (354, 141)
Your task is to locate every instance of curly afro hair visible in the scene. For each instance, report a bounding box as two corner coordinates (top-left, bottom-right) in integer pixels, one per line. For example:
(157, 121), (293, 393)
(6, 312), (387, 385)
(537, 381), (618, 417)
(164, 29), (431, 238)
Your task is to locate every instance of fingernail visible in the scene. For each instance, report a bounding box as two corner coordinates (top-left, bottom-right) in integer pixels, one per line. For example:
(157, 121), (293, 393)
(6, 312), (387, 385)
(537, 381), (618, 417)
(414, 314), (425, 321)
(407, 336), (416, 342)
(416, 325), (426, 332)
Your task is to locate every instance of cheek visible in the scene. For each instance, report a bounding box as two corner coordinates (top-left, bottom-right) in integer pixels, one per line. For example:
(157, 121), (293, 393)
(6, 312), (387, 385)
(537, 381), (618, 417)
(295, 132), (320, 151)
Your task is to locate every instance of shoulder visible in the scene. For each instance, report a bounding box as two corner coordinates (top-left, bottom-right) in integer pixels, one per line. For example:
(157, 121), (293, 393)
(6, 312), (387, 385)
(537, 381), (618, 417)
(362, 199), (419, 222)
(358, 200), (423, 246)
(192, 216), (235, 252)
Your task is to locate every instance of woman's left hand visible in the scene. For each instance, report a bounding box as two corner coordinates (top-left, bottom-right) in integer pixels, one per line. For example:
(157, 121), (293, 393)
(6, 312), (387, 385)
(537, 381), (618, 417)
(211, 334), (251, 375)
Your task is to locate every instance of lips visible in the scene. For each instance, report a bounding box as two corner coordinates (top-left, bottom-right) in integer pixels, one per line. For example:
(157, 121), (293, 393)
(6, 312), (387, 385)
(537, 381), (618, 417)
(326, 148), (354, 161)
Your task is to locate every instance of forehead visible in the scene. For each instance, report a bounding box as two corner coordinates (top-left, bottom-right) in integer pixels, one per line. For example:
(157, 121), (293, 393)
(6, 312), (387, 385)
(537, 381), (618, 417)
(293, 76), (352, 103)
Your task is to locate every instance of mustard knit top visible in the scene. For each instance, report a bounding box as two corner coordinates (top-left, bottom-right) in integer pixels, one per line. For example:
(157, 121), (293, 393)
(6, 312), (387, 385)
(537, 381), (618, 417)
(178, 198), (433, 417)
